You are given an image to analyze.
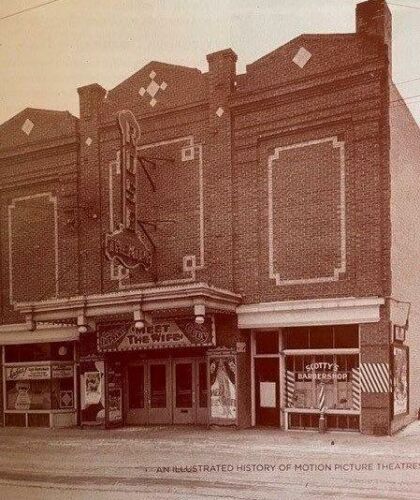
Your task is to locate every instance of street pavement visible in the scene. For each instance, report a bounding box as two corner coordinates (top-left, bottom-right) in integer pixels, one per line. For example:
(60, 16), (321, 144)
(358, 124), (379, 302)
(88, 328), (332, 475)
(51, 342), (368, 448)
(0, 422), (419, 499)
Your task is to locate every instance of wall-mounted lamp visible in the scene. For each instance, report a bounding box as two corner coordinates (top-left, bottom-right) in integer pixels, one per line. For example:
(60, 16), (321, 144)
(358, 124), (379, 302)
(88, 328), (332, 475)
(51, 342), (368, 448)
(194, 303), (205, 324)
(77, 324), (89, 334)
(77, 313), (89, 335)
(134, 307), (145, 330)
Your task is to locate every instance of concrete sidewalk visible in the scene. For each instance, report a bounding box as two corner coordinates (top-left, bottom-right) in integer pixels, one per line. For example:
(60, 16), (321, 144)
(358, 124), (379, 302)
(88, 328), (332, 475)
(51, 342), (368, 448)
(0, 422), (419, 499)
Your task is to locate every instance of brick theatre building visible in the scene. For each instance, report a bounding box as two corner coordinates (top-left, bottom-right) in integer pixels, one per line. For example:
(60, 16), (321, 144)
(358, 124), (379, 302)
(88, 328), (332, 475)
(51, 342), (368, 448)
(0, 0), (419, 434)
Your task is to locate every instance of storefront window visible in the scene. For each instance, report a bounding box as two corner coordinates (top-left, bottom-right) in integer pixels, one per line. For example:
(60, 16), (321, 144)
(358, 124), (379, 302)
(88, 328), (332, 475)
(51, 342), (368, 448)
(5, 343), (50, 362)
(284, 325), (358, 349)
(5, 342), (74, 362)
(6, 379), (51, 410)
(4, 343), (76, 413)
(51, 364), (75, 410)
(286, 354), (359, 411)
(255, 331), (279, 354)
(309, 327), (333, 349)
(285, 328), (310, 349)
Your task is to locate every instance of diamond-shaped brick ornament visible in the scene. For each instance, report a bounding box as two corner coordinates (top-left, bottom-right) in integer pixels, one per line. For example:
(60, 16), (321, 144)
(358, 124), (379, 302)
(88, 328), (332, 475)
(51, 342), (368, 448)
(147, 79), (160, 98)
(21, 118), (34, 135)
(216, 107), (224, 118)
(139, 70), (168, 107)
(292, 47), (312, 69)
(85, 137), (92, 146)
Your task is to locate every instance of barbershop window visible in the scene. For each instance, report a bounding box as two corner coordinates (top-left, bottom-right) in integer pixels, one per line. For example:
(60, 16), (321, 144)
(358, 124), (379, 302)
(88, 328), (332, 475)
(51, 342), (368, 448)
(285, 354), (359, 411)
(284, 325), (359, 349)
(255, 331), (279, 354)
(289, 413), (359, 431)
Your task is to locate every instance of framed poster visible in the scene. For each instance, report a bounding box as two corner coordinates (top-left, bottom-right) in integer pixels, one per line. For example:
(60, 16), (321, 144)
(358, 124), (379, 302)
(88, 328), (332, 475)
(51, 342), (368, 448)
(393, 346), (409, 417)
(105, 360), (123, 427)
(80, 361), (105, 425)
(208, 350), (237, 424)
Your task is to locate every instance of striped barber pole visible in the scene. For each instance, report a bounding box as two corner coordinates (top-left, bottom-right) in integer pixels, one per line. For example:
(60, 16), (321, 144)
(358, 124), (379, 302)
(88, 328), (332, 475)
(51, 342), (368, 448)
(360, 363), (390, 393)
(352, 368), (361, 411)
(286, 370), (295, 407)
(318, 382), (326, 412)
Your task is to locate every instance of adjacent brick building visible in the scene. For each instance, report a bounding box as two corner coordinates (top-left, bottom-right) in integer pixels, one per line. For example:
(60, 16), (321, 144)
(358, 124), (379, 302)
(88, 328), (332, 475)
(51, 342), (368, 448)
(0, 0), (418, 434)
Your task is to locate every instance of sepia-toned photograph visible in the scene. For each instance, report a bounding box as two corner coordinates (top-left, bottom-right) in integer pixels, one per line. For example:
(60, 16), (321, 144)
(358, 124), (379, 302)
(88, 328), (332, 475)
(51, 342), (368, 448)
(0, 0), (420, 498)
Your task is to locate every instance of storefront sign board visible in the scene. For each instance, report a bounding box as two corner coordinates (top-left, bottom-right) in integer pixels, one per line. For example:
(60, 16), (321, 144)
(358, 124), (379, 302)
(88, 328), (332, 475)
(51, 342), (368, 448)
(98, 318), (215, 352)
(6, 365), (51, 381)
(52, 364), (74, 378)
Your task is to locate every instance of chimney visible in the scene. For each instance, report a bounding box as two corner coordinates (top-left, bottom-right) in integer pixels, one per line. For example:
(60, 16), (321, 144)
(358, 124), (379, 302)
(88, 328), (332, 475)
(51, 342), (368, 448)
(77, 83), (107, 294)
(77, 83), (106, 120)
(206, 48), (237, 96)
(204, 49), (237, 289)
(356, 0), (392, 73)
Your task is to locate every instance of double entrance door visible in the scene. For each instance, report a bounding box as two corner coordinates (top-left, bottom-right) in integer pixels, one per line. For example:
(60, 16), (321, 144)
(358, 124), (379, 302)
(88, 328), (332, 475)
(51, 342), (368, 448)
(126, 358), (208, 425)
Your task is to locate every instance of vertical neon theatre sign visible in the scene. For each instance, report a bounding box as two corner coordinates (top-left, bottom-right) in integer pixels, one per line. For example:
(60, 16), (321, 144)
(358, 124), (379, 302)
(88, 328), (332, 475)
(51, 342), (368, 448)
(105, 110), (153, 270)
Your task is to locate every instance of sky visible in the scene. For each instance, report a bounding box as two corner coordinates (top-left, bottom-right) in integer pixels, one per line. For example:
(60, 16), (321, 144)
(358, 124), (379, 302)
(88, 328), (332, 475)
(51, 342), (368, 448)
(1, 0), (420, 125)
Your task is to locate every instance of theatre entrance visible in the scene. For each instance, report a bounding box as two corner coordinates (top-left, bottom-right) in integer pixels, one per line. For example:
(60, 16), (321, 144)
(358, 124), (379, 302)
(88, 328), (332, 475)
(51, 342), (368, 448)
(125, 358), (208, 425)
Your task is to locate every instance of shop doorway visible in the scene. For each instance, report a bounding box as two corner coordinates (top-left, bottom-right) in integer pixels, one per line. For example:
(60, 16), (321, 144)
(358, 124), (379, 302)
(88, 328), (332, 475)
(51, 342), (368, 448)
(255, 358), (280, 426)
(126, 360), (171, 425)
(126, 358), (207, 425)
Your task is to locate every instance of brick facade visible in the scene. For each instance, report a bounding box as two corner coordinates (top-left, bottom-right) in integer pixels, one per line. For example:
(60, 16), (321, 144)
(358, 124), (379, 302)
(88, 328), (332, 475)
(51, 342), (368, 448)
(0, 0), (418, 434)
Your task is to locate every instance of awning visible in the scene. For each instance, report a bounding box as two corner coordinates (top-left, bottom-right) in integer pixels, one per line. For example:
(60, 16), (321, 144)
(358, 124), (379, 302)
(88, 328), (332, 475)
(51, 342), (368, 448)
(14, 282), (242, 326)
(237, 296), (385, 329)
(0, 323), (78, 345)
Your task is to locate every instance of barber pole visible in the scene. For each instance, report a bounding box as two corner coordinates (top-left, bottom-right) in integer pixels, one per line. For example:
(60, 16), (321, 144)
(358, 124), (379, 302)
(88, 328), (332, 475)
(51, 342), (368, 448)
(318, 382), (326, 433)
(352, 367), (361, 411)
(360, 363), (390, 393)
(286, 371), (295, 407)
(318, 382), (326, 412)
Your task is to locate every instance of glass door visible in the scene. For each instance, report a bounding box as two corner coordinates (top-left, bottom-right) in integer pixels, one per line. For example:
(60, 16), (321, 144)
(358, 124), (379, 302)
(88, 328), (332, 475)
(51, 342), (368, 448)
(255, 357), (280, 426)
(173, 360), (194, 424)
(148, 360), (172, 424)
(126, 363), (148, 425)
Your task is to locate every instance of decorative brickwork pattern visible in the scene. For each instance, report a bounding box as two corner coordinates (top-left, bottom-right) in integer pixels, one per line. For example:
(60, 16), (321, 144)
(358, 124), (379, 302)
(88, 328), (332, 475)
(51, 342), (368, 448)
(268, 137), (346, 286)
(8, 193), (58, 303)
